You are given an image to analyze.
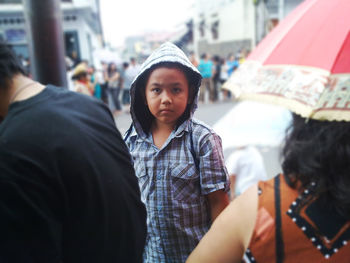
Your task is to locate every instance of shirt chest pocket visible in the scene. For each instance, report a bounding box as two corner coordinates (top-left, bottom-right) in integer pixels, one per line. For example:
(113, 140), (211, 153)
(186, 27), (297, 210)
(170, 163), (200, 202)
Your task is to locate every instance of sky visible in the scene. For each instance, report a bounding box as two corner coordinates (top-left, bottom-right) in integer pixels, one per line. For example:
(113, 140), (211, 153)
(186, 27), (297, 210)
(99, 0), (195, 47)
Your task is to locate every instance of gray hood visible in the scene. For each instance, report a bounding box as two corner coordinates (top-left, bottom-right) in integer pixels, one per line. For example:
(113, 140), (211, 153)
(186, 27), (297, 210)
(130, 42), (202, 137)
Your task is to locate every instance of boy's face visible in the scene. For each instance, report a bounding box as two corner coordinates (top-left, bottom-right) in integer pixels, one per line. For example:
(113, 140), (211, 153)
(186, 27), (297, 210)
(145, 67), (189, 127)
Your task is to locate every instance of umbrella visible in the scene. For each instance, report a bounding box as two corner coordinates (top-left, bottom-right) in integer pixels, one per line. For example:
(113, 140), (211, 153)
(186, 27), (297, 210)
(213, 101), (291, 149)
(224, 0), (350, 121)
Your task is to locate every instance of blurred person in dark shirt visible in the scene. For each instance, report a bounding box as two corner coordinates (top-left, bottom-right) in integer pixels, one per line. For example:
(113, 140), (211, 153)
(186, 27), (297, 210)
(0, 42), (146, 263)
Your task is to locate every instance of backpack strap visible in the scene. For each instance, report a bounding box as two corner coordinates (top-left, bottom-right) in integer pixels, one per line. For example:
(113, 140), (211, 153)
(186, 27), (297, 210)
(189, 123), (200, 171)
(274, 175), (284, 263)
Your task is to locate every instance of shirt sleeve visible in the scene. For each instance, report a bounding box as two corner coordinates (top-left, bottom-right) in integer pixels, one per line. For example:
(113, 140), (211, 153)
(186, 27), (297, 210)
(198, 132), (229, 195)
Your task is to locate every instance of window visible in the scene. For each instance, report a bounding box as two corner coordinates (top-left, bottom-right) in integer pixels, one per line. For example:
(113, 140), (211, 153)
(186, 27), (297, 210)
(0, 0), (22, 3)
(0, 17), (24, 25)
(199, 20), (205, 37)
(211, 21), (219, 40)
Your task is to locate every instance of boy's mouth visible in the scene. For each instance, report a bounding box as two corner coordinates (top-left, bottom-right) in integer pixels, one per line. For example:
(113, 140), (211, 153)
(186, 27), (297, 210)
(159, 109), (173, 114)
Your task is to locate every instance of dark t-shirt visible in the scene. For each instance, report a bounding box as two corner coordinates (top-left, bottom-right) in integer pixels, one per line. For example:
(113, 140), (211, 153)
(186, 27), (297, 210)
(0, 85), (146, 263)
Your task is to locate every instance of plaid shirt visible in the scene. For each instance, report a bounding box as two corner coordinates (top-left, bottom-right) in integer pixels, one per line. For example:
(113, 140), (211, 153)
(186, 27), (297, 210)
(125, 119), (229, 263)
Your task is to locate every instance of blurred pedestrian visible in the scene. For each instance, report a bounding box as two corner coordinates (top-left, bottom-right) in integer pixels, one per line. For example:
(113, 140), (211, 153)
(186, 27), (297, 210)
(89, 66), (102, 99)
(106, 62), (122, 116)
(226, 53), (239, 77)
(212, 55), (221, 102)
(198, 53), (214, 103)
(187, 113), (350, 262)
(238, 48), (249, 65)
(128, 57), (141, 80)
(100, 61), (109, 104)
(71, 62), (94, 96)
(220, 57), (230, 100)
(123, 57), (141, 112)
(221, 53), (239, 101)
(0, 42), (147, 263)
(189, 51), (199, 68)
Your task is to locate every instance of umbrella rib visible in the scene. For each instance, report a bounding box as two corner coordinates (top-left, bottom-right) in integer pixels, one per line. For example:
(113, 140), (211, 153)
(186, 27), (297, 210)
(330, 31), (350, 74)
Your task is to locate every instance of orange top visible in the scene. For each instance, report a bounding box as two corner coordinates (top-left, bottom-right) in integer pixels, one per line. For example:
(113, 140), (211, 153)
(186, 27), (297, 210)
(245, 174), (350, 263)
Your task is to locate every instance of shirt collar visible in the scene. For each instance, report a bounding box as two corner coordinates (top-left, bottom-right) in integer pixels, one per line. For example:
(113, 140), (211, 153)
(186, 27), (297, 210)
(130, 119), (191, 142)
(174, 120), (191, 137)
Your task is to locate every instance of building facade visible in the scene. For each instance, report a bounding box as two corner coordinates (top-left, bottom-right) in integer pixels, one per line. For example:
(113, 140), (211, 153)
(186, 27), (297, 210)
(0, 0), (103, 66)
(192, 0), (304, 59)
(193, 0), (255, 59)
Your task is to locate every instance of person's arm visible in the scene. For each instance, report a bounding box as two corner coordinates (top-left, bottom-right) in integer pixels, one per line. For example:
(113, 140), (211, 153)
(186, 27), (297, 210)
(187, 184), (258, 263)
(207, 189), (229, 222)
(197, 132), (229, 217)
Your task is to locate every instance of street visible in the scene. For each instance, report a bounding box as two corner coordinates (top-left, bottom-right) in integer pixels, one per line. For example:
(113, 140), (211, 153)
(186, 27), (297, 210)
(114, 100), (290, 178)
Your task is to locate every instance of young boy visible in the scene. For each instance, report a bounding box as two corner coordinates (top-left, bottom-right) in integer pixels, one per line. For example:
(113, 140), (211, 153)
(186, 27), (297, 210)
(125, 42), (229, 262)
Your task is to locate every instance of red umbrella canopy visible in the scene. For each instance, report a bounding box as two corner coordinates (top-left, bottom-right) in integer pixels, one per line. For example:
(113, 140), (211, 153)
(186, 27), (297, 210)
(224, 0), (350, 121)
(250, 0), (350, 73)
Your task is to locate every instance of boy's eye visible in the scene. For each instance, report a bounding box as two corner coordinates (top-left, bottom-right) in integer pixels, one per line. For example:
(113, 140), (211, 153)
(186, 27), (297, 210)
(152, 88), (161, 93)
(172, 87), (182, 93)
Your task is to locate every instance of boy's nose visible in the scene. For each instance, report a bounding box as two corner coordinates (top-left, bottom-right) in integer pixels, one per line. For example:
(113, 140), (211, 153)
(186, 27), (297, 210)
(161, 91), (172, 104)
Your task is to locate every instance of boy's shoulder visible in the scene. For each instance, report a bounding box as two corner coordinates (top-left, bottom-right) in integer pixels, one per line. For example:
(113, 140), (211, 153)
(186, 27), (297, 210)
(190, 118), (217, 137)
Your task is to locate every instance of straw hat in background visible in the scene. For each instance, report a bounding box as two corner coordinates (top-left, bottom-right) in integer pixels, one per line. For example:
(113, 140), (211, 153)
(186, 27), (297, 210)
(72, 63), (88, 80)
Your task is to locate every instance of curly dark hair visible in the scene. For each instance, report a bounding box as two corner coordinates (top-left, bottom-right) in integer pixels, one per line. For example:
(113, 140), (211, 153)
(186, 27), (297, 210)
(0, 41), (26, 89)
(282, 113), (350, 219)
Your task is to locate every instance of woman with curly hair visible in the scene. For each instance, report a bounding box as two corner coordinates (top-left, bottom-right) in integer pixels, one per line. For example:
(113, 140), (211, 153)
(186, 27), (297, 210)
(187, 113), (350, 262)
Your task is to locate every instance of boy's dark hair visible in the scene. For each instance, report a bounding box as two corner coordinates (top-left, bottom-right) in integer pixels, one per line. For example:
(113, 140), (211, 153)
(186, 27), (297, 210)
(282, 113), (350, 219)
(134, 62), (198, 133)
(0, 42), (26, 90)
